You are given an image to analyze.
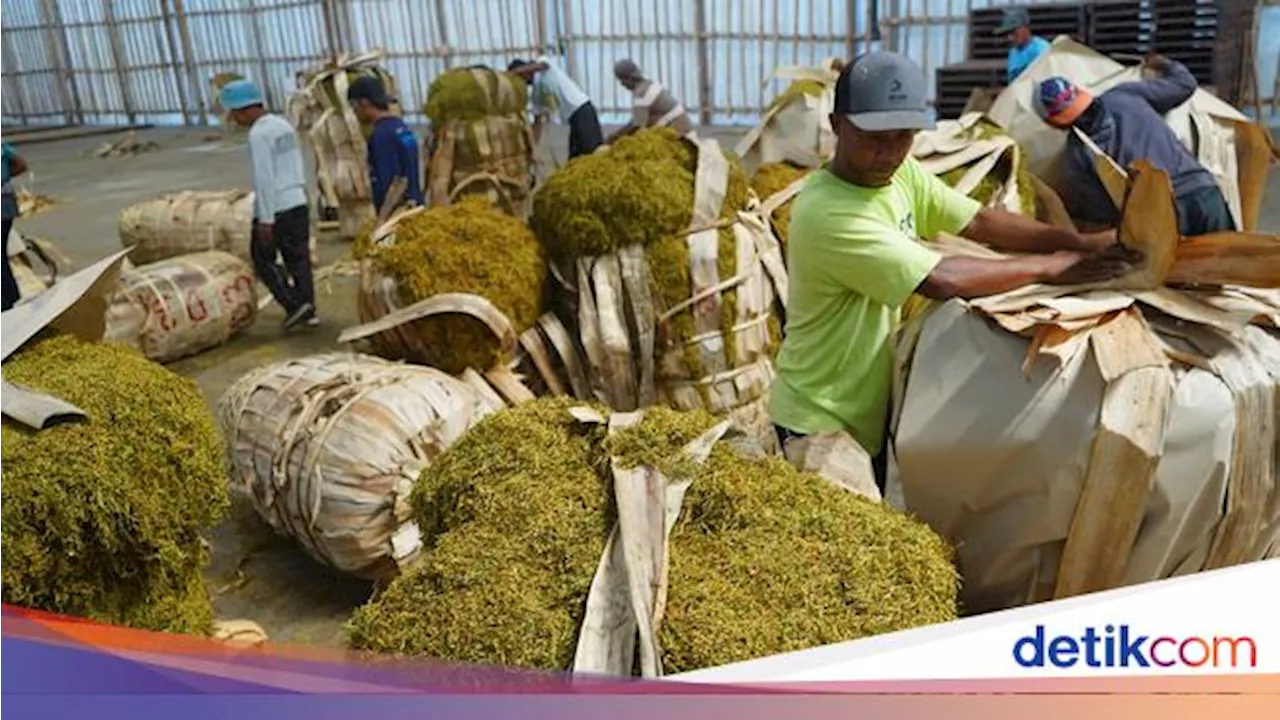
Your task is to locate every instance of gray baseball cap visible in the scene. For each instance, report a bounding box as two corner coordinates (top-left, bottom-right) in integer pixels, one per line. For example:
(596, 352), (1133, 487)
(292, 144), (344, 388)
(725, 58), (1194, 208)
(834, 52), (934, 132)
(994, 8), (1031, 35)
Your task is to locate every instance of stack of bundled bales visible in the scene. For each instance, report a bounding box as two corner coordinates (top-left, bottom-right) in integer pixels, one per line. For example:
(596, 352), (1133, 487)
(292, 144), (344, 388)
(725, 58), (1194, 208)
(890, 163), (1280, 614)
(424, 67), (533, 216)
(736, 59), (843, 176)
(911, 113), (1037, 217)
(351, 197), (546, 379)
(287, 51), (401, 239)
(750, 161), (810, 255)
(1, 335), (229, 633)
(104, 250), (257, 364)
(117, 190), (254, 264)
(529, 127), (788, 446)
(219, 353), (496, 580)
(347, 398), (958, 673)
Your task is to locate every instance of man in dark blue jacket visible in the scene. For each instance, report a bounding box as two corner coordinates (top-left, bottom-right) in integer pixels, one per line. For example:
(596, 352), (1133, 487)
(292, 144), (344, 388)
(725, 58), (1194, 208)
(348, 75), (424, 214)
(1035, 55), (1233, 236)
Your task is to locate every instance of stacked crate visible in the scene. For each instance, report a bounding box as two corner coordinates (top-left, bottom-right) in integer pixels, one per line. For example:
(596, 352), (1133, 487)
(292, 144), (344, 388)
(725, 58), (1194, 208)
(934, 60), (1007, 120)
(1087, 1), (1156, 58)
(934, 1), (1223, 120)
(968, 3), (1090, 60)
(1151, 0), (1218, 86)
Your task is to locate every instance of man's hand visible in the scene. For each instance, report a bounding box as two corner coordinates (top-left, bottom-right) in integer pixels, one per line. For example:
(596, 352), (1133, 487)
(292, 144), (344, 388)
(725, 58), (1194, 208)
(1042, 245), (1142, 286)
(1075, 228), (1120, 253)
(1144, 54), (1171, 73)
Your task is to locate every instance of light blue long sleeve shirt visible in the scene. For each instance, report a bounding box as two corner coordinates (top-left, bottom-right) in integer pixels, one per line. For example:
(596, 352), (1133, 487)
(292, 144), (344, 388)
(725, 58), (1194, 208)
(1008, 36), (1051, 83)
(247, 113), (307, 222)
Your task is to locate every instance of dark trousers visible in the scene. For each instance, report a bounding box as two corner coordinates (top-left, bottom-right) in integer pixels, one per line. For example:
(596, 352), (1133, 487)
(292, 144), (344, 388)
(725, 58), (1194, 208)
(251, 204), (313, 316)
(1176, 185), (1235, 237)
(568, 102), (604, 158)
(774, 424), (889, 494)
(2, 218), (18, 312)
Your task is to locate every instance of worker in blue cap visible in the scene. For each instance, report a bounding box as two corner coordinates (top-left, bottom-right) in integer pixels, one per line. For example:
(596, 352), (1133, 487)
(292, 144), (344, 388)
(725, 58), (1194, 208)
(220, 78), (317, 330)
(996, 8), (1051, 83)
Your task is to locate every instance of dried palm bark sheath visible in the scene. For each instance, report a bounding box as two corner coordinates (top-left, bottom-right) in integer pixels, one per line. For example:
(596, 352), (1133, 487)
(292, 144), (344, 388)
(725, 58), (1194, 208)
(890, 162), (1280, 611)
(218, 353), (495, 579)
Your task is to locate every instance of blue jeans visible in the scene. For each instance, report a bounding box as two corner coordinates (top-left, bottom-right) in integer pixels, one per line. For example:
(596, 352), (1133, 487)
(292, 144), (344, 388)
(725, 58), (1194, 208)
(1176, 185), (1235, 236)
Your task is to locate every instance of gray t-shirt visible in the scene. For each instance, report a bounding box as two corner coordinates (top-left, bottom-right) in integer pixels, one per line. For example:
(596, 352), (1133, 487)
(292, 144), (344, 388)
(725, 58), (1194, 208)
(247, 113), (308, 222)
(631, 80), (694, 136)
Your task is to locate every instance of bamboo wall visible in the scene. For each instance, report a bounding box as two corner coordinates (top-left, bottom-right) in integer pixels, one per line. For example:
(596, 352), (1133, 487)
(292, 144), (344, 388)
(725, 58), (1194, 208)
(2, 0), (1276, 127)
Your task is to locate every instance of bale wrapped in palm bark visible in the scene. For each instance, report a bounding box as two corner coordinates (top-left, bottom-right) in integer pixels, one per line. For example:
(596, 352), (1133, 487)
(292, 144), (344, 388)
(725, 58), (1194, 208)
(528, 128), (788, 447)
(218, 352), (497, 580)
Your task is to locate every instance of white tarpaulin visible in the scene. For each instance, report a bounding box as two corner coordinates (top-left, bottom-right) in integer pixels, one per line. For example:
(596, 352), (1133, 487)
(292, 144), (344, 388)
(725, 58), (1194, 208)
(988, 37), (1252, 230)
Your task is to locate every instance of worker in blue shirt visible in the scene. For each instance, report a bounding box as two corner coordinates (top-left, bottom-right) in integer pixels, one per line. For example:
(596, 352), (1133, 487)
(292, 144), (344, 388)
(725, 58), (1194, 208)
(996, 8), (1051, 83)
(347, 75), (423, 214)
(1035, 55), (1233, 236)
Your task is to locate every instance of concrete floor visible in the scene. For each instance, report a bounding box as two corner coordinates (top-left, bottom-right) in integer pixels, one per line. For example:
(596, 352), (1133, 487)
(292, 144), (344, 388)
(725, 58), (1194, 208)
(8, 124), (1280, 647)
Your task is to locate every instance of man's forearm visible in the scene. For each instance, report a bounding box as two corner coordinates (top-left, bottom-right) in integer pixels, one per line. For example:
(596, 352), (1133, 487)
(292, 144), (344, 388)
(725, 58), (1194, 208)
(962, 208), (1112, 254)
(918, 254), (1067, 300)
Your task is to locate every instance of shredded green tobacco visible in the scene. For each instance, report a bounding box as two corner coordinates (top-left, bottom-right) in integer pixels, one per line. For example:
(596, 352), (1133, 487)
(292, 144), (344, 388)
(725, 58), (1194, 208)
(751, 161), (809, 253)
(357, 196), (547, 374)
(348, 399), (958, 673)
(531, 127), (760, 385)
(1, 335), (229, 634)
(424, 68), (529, 126)
(936, 119), (1037, 216)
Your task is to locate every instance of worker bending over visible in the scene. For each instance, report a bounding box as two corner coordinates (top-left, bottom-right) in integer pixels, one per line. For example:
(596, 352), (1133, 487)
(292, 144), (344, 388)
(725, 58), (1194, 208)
(1036, 55), (1234, 236)
(998, 8), (1051, 83)
(770, 52), (1137, 488)
(508, 56), (603, 159)
(608, 59), (695, 143)
(2, 141), (28, 311)
(348, 75), (423, 214)
(221, 79), (317, 330)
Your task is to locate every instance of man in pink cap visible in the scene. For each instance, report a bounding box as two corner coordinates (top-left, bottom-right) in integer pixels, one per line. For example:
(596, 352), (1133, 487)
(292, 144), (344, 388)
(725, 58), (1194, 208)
(1036, 56), (1233, 236)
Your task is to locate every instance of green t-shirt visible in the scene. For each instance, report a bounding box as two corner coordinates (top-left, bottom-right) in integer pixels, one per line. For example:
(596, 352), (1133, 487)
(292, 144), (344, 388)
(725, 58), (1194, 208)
(769, 157), (981, 456)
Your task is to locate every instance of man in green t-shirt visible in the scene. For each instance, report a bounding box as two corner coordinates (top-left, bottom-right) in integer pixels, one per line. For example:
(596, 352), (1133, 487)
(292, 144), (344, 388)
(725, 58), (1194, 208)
(770, 52), (1138, 489)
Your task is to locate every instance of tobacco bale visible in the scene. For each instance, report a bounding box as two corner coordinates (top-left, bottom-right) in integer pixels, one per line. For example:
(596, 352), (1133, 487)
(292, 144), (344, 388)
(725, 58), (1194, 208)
(531, 127), (747, 260)
(356, 197), (547, 374)
(937, 119), (1036, 216)
(0, 335), (228, 633)
(425, 68), (529, 126)
(532, 127), (760, 381)
(219, 353), (494, 579)
(346, 397), (613, 667)
(767, 78), (825, 114)
(752, 161), (808, 252)
(104, 250), (257, 364)
(660, 447), (957, 672)
(347, 401), (958, 673)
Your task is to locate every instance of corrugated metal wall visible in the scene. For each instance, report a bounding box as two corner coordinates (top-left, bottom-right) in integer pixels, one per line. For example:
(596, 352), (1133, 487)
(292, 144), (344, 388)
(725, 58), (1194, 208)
(3, 0), (1276, 127)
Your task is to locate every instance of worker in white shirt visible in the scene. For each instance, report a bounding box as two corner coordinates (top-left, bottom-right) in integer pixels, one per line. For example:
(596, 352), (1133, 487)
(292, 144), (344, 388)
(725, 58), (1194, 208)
(508, 56), (603, 158)
(220, 79), (317, 330)
(608, 59), (695, 143)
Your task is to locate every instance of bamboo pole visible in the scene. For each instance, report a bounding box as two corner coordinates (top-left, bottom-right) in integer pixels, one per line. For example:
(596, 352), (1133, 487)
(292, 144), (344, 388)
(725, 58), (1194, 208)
(434, 0), (453, 69)
(171, 0), (207, 125)
(2, 39), (31, 124)
(38, 0), (82, 124)
(695, 0), (711, 125)
(103, 0), (137, 124)
(242, 0), (275, 110)
(536, 0), (548, 53)
(846, 0), (857, 60)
